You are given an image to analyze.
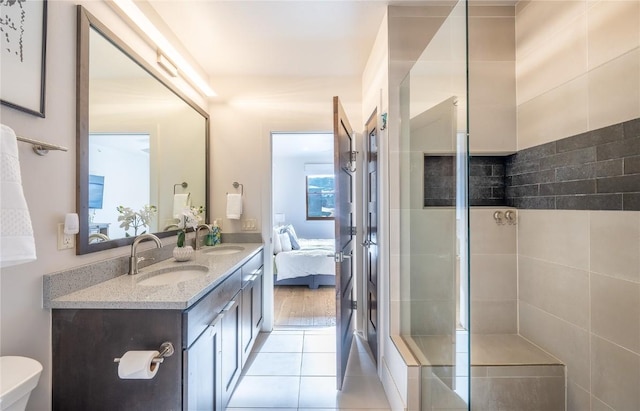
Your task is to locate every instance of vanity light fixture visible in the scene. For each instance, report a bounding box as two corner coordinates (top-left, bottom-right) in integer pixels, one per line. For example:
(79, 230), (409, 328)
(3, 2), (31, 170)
(157, 52), (178, 77)
(110, 0), (217, 97)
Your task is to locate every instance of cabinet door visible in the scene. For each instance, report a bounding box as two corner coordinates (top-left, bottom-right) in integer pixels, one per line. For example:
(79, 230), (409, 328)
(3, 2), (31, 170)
(221, 294), (241, 408)
(240, 281), (254, 366)
(241, 266), (264, 366)
(183, 313), (223, 411)
(252, 267), (264, 332)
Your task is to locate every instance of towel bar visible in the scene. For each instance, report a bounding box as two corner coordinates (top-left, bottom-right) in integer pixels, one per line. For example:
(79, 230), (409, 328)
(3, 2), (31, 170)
(16, 135), (68, 156)
(174, 182), (188, 194)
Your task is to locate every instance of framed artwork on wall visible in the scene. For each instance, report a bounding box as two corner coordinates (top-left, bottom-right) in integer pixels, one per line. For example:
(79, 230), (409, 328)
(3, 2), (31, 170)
(0, 0), (47, 117)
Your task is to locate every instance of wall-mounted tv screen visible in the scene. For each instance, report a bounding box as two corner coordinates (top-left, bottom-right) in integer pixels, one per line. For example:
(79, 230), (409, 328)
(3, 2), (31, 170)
(88, 174), (105, 209)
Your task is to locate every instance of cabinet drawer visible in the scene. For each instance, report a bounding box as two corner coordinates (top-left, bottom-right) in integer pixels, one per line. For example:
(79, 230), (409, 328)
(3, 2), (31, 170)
(242, 250), (263, 285)
(183, 269), (241, 347)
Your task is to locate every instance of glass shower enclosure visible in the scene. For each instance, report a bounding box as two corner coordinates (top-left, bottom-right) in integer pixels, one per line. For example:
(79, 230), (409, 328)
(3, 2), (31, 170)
(398, 1), (469, 409)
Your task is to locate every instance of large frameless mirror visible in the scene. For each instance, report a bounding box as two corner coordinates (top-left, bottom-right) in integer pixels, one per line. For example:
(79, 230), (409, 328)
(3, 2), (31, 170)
(76, 6), (209, 254)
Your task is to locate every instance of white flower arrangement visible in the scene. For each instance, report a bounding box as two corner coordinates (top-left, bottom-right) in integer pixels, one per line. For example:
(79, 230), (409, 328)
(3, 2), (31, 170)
(176, 206), (204, 247)
(116, 204), (157, 237)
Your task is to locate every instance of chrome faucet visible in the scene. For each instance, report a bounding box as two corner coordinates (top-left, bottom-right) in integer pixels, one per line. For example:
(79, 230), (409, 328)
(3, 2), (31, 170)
(195, 224), (213, 251)
(129, 233), (162, 275)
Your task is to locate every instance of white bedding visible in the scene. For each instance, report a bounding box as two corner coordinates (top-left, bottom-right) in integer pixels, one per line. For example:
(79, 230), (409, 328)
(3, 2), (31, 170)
(274, 238), (335, 281)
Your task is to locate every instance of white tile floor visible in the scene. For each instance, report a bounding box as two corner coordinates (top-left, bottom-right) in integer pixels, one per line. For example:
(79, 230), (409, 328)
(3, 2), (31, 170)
(226, 327), (391, 410)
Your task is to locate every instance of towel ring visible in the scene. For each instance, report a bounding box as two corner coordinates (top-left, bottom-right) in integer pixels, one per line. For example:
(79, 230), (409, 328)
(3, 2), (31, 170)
(232, 182), (244, 195)
(174, 182), (188, 194)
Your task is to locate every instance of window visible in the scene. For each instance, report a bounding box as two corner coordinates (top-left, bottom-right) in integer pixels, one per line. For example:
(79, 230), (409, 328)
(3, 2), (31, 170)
(306, 174), (335, 219)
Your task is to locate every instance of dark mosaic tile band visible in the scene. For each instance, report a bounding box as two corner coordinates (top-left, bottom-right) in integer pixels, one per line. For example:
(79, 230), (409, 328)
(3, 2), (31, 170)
(505, 118), (640, 211)
(424, 156), (506, 207)
(423, 118), (640, 210)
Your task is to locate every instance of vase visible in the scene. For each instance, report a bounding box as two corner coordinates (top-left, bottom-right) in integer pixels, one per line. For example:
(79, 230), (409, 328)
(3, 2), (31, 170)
(173, 246), (194, 262)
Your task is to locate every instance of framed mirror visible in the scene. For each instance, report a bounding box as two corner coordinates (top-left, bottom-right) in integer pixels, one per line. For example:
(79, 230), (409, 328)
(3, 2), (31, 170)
(76, 6), (209, 254)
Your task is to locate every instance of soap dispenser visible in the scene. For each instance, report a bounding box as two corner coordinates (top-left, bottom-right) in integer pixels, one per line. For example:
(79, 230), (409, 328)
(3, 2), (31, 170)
(206, 225), (221, 246)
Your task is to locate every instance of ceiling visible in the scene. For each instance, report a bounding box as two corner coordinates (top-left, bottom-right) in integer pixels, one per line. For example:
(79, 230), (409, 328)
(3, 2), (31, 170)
(147, 0), (518, 80)
(148, 1), (396, 79)
(145, 0), (518, 109)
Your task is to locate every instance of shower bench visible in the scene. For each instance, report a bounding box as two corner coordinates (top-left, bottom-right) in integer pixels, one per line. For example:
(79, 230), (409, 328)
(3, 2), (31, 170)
(402, 333), (566, 411)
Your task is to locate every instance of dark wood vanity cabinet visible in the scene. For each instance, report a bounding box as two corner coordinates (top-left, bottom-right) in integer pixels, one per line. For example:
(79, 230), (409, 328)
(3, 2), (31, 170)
(52, 249), (264, 411)
(182, 266), (241, 411)
(52, 309), (184, 411)
(241, 253), (264, 365)
(221, 292), (242, 407)
(183, 313), (222, 410)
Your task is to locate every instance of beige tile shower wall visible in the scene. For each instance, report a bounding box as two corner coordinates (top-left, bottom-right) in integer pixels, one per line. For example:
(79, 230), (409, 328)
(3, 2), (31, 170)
(470, 208), (518, 334)
(408, 208), (457, 336)
(518, 209), (640, 411)
(516, 0), (640, 150)
(468, 6), (517, 154)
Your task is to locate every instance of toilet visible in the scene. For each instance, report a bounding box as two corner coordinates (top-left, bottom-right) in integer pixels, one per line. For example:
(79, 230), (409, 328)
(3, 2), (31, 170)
(0, 356), (42, 411)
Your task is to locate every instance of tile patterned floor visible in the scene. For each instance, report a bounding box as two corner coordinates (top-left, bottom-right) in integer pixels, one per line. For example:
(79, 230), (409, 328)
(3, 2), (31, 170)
(227, 327), (391, 410)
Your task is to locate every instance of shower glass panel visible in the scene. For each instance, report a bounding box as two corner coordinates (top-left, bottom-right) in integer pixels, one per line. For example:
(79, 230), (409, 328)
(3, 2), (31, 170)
(398, 1), (469, 410)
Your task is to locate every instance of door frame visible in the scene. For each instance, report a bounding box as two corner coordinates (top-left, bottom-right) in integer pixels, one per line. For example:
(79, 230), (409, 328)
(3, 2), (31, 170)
(262, 129), (364, 334)
(363, 108), (379, 361)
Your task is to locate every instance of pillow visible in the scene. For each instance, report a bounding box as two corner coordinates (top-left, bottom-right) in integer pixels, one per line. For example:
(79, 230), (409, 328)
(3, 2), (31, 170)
(281, 224), (300, 250)
(279, 233), (292, 251)
(273, 228), (282, 254)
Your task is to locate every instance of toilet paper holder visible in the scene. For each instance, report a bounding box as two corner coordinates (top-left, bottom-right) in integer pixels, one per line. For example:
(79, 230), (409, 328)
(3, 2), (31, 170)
(113, 341), (175, 364)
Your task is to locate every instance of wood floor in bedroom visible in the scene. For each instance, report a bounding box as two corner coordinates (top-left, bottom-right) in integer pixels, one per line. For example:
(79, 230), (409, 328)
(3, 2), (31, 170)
(274, 285), (336, 328)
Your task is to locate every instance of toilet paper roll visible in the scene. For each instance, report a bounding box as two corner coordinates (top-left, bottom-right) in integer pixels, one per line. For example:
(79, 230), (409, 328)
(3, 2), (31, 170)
(117, 350), (160, 379)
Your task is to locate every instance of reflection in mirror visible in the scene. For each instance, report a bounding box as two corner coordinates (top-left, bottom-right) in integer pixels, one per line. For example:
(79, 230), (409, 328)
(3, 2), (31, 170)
(77, 6), (209, 254)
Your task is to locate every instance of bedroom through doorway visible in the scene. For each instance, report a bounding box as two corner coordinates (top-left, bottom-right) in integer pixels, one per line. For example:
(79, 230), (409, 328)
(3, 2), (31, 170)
(271, 132), (336, 329)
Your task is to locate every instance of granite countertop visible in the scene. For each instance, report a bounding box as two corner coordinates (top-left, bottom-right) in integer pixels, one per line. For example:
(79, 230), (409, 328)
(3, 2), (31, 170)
(45, 243), (263, 310)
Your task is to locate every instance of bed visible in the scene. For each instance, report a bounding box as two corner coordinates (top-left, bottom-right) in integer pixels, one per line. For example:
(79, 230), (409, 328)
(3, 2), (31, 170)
(274, 238), (336, 289)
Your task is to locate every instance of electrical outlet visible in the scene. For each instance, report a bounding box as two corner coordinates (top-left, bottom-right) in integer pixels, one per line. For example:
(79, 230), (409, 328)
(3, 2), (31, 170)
(57, 223), (75, 250)
(241, 218), (257, 231)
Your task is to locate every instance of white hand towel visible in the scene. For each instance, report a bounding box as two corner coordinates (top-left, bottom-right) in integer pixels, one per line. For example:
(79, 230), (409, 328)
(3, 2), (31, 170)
(1, 124), (36, 267)
(173, 193), (190, 218)
(226, 193), (242, 220)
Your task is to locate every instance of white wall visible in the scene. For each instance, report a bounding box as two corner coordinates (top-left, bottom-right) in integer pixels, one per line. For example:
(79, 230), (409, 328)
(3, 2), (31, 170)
(0, 2), (207, 410)
(209, 75), (362, 236)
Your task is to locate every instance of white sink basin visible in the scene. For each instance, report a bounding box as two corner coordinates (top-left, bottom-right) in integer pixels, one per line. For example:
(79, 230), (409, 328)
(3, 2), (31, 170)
(203, 246), (244, 255)
(137, 265), (208, 286)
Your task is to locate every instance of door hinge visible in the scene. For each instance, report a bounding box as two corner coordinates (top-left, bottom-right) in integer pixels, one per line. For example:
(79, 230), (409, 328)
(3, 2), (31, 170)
(351, 300), (357, 310)
(344, 150), (358, 173)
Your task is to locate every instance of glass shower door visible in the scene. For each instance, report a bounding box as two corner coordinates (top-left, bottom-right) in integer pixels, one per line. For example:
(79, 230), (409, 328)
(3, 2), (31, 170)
(398, 1), (469, 409)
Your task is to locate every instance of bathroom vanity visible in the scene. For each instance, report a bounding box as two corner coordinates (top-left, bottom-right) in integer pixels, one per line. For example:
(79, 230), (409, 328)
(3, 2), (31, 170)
(47, 244), (263, 411)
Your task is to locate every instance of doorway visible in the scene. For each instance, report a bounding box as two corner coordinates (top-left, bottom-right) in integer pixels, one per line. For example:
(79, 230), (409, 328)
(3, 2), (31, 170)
(271, 132), (337, 329)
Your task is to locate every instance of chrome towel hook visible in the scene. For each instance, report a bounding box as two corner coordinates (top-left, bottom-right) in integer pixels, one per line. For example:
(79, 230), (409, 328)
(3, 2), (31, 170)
(504, 210), (516, 225)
